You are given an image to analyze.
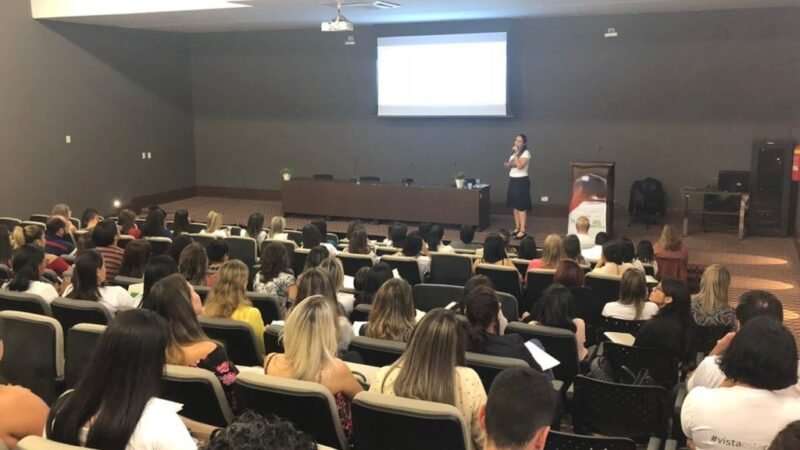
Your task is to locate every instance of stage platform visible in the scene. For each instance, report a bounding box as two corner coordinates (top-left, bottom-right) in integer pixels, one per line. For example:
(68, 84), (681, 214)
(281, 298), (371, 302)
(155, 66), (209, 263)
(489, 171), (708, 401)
(160, 195), (800, 337)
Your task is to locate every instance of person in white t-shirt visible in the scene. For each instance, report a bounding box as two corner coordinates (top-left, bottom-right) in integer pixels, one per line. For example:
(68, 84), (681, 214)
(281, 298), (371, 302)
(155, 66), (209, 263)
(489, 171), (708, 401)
(202, 211), (229, 238)
(682, 317), (800, 450)
(505, 134), (532, 240)
(62, 250), (139, 314)
(241, 212), (267, 248)
(46, 309), (197, 450)
(267, 216), (289, 241)
(602, 269), (659, 321)
(2, 245), (59, 303)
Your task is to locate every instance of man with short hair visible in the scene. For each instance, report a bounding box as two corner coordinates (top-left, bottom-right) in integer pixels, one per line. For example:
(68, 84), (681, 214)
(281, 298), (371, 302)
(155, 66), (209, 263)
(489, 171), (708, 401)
(480, 367), (557, 450)
(575, 216), (594, 250)
(687, 290), (797, 395)
(44, 217), (75, 256)
(92, 221), (124, 279)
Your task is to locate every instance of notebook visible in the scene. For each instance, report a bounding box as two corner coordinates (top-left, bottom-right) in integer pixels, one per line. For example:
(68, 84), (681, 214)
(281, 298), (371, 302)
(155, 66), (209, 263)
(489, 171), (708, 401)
(524, 341), (560, 371)
(604, 332), (636, 347)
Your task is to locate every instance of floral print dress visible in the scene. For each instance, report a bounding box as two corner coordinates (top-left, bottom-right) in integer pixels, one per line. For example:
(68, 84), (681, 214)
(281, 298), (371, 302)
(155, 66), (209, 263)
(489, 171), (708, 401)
(192, 344), (240, 412)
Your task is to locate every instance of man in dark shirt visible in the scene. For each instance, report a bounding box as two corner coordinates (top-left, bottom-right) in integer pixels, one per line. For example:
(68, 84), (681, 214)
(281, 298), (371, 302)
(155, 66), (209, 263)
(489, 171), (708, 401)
(45, 217), (75, 256)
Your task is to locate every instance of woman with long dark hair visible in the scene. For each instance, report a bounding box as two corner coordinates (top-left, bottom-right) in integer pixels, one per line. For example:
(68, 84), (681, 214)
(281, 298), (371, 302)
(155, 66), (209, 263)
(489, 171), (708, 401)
(118, 240), (152, 279)
(64, 250), (138, 314)
(243, 212), (267, 248)
(172, 209), (191, 237)
(636, 278), (695, 365)
(3, 245), (59, 302)
(140, 208), (172, 238)
(504, 134), (532, 239)
(254, 242), (297, 310)
(527, 284), (588, 361)
(46, 309), (196, 449)
(139, 255), (179, 307)
(473, 233), (520, 281)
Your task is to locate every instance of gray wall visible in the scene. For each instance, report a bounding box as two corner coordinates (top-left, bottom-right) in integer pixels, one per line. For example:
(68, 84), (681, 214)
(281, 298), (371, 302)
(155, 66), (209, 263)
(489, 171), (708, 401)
(190, 7), (800, 208)
(0, 1), (195, 218)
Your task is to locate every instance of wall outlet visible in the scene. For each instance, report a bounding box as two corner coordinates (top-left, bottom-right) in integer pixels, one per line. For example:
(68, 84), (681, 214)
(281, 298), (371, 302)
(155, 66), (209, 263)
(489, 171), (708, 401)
(541, 196), (549, 202)
(65, 135), (71, 144)
(141, 152), (147, 160)
(147, 152), (152, 159)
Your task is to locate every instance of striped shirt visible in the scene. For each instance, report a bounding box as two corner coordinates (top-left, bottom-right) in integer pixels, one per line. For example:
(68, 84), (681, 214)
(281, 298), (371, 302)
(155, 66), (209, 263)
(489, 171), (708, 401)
(97, 245), (125, 279)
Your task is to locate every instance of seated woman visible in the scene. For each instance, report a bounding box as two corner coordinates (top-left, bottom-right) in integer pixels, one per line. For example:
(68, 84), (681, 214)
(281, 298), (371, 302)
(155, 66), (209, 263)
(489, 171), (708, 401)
(167, 235), (193, 264)
(12, 224), (70, 276)
(654, 224), (689, 281)
(203, 211), (229, 238)
(635, 279), (695, 365)
(146, 274), (240, 412)
(0, 316), (49, 449)
(370, 309), (487, 449)
(464, 285), (541, 369)
(179, 243), (211, 287)
(635, 239), (658, 274)
(264, 295), (363, 441)
(682, 317), (800, 450)
(47, 309), (196, 449)
(563, 235), (587, 266)
(301, 224), (325, 251)
(203, 260), (266, 354)
(554, 259), (599, 323)
(3, 245), (59, 302)
(139, 207), (173, 238)
(267, 216), (289, 241)
(138, 255), (179, 306)
(602, 269), (659, 321)
(527, 234), (564, 270)
(473, 233), (517, 277)
(295, 268), (354, 352)
(451, 224), (482, 251)
(517, 235), (538, 260)
(303, 246), (330, 272)
(426, 224), (454, 254)
(691, 264), (735, 328)
(202, 411), (317, 449)
(591, 240), (634, 276)
(118, 209), (141, 238)
(242, 212), (267, 248)
(345, 228), (379, 264)
(320, 257), (355, 315)
(253, 242), (297, 311)
(172, 209), (191, 237)
(394, 232), (430, 282)
(525, 284), (588, 361)
(118, 239), (152, 279)
(355, 262), (393, 305)
(63, 250), (139, 314)
(364, 278), (418, 341)
(310, 219), (339, 255)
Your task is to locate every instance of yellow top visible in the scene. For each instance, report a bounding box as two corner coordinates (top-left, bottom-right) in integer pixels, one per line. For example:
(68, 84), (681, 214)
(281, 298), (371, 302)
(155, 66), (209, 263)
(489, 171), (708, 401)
(230, 306), (266, 355)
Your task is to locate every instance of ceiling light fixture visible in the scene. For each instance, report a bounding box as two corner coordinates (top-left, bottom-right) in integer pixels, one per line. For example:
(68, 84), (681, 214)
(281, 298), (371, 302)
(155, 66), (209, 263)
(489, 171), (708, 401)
(322, 1), (354, 32)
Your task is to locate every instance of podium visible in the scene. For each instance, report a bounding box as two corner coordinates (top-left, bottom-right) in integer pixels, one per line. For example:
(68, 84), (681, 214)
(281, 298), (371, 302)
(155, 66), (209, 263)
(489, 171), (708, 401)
(567, 162), (616, 238)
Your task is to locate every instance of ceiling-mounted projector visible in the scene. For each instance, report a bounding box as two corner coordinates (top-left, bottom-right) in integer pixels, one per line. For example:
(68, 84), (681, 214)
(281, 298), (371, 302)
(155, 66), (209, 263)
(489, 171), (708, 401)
(322, 1), (354, 32)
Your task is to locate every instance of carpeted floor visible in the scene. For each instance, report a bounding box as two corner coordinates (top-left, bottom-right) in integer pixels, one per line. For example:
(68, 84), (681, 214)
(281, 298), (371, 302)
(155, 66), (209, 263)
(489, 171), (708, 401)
(160, 196), (800, 336)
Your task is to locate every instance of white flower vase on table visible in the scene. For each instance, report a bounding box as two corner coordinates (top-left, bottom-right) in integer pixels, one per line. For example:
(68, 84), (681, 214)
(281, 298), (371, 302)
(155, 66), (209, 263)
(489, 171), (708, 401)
(455, 178), (465, 189)
(282, 173), (291, 181)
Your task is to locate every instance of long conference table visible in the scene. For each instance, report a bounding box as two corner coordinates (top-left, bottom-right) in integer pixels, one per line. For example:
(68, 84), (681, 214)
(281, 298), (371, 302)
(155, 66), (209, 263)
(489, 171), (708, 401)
(282, 178), (491, 229)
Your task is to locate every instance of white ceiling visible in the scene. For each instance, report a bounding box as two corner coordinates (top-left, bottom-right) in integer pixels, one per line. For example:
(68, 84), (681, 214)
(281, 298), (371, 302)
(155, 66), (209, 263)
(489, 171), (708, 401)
(34, 0), (800, 33)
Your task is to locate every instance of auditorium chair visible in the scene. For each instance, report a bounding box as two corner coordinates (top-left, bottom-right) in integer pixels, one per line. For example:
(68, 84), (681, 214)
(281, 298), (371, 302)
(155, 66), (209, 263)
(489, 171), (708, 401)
(0, 311), (64, 403)
(68, 217), (81, 230)
(51, 298), (113, 335)
(181, 222), (204, 234)
(116, 234), (135, 249)
(247, 292), (283, 325)
(194, 285), (210, 303)
(188, 233), (218, 249)
(161, 365), (235, 428)
(338, 253), (374, 276)
(412, 284), (463, 312)
(235, 372), (350, 450)
(107, 275), (142, 290)
(505, 322), (580, 396)
(262, 238), (297, 261)
(65, 323), (106, 388)
(496, 291), (520, 322)
(357, 176), (381, 183)
(604, 342), (680, 388)
(352, 392), (470, 450)
(0, 290), (52, 316)
(135, 218), (146, 227)
(349, 336), (405, 367)
(199, 316), (264, 366)
(225, 236), (258, 269)
(285, 230), (304, 246)
(21, 220), (45, 230)
(465, 352), (528, 390)
(350, 303), (372, 323)
(572, 375), (669, 446)
(475, 264), (522, 304)
(28, 214), (50, 224)
(429, 253), (473, 286)
(0, 217), (21, 229)
(265, 323), (284, 354)
(524, 268), (556, 312)
(292, 247), (311, 276)
(375, 246), (399, 256)
(600, 316), (647, 338)
(453, 248), (478, 256)
(641, 263), (656, 277)
(585, 272), (622, 304)
(144, 236), (172, 256)
(0, 265), (10, 283)
(381, 255), (422, 285)
(512, 258), (531, 276)
(693, 324), (731, 357)
(544, 431), (638, 450)
(15, 436), (89, 450)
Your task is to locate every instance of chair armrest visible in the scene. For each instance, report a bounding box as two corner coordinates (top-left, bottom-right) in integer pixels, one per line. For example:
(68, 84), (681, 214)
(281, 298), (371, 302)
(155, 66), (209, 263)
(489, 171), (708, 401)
(664, 438), (680, 450)
(673, 383), (688, 417)
(647, 437), (662, 450)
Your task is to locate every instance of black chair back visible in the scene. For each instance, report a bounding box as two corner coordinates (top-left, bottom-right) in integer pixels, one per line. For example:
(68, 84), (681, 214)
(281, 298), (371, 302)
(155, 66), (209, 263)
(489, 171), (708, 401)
(572, 375), (669, 442)
(248, 292), (283, 326)
(476, 264), (522, 304)
(161, 365), (234, 428)
(524, 269), (555, 313)
(29, 214), (49, 224)
(0, 311), (63, 403)
(465, 352), (528, 390)
(225, 236), (258, 269)
(545, 431), (637, 450)
(382, 256), (422, 286)
(286, 230), (304, 246)
(117, 235), (135, 249)
(693, 324), (732, 356)
(188, 233), (218, 249)
(359, 176), (381, 182)
(412, 284), (464, 312)
(349, 336), (405, 367)
(585, 274), (622, 304)
(496, 291), (520, 322)
(0, 217), (22, 229)
(351, 303), (372, 322)
(65, 323), (105, 388)
(604, 342), (679, 388)
(0, 290), (52, 316)
(338, 253), (374, 277)
(292, 248), (310, 277)
(51, 298), (112, 334)
(601, 316), (647, 338)
(264, 324), (284, 354)
(429, 254), (473, 286)
(144, 237), (172, 256)
(199, 317), (263, 366)
(107, 275), (142, 290)
(505, 322), (580, 392)
(186, 223), (207, 234)
(375, 246), (398, 256)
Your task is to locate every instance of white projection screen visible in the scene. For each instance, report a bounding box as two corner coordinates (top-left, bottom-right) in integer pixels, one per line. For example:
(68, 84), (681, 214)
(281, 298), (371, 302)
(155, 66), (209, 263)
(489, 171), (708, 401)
(377, 32), (508, 117)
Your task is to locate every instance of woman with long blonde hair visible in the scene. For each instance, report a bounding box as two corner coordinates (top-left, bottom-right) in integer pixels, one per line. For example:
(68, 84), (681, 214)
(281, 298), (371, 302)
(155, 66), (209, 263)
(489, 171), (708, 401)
(203, 210), (227, 238)
(268, 216), (288, 240)
(654, 224), (689, 281)
(365, 279), (417, 342)
(691, 264), (734, 327)
(264, 295), (363, 440)
(527, 234), (564, 270)
(370, 309), (487, 449)
(204, 260), (265, 353)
